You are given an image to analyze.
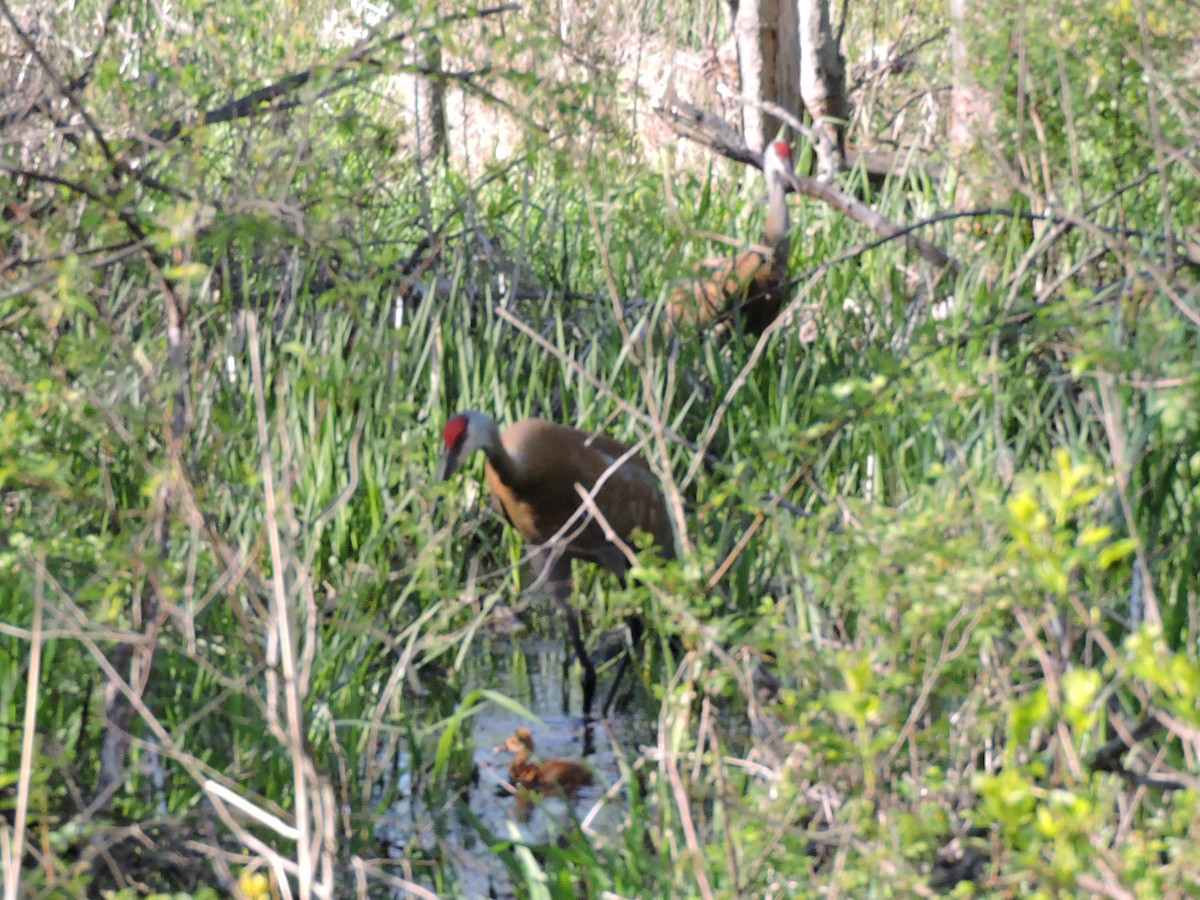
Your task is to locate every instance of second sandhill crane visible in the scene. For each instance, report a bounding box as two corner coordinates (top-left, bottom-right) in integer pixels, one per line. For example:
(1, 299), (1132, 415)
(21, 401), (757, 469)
(438, 411), (676, 717)
(666, 140), (795, 336)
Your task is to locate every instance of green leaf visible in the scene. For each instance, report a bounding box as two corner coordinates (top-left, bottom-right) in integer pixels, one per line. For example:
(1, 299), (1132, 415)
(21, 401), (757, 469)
(1098, 538), (1137, 569)
(1009, 687), (1052, 747)
(1061, 667), (1102, 732)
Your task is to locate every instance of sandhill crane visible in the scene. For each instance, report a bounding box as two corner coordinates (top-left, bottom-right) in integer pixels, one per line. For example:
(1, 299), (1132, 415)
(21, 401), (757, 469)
(438, 411), (676, 717)
(667, 140), (795, 336)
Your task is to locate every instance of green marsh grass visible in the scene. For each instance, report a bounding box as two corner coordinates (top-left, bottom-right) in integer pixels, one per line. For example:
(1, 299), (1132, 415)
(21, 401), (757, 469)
(3, 0), (1199, 894)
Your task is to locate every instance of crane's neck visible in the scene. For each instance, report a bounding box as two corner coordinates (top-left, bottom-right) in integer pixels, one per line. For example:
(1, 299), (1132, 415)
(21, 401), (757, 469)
(482, 437), (522, 487)
(765, 170), (791, 254)
(456, 411), (522, 486)
(507, 745), (536, 784)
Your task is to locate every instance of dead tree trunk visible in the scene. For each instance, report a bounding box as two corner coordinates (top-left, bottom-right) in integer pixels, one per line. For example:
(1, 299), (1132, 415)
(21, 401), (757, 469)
(797, 0), (847, 177)
(728, 0), (802, 152)
(409, 31), (446, 163)
(948, 0), (995, 199)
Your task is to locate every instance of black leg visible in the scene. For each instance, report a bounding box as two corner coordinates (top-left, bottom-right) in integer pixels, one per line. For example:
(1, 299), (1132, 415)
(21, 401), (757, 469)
(565, 603), (596, 718)
(599, 653), (628, 716)
(535, 550), (596, 719)
(559, 648), (571, 717)
(598, 614), (644, 716)
(579, 718), (595, 756)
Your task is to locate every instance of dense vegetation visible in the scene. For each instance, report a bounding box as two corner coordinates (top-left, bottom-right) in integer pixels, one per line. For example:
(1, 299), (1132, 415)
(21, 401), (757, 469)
(2, 0), (1197, 896)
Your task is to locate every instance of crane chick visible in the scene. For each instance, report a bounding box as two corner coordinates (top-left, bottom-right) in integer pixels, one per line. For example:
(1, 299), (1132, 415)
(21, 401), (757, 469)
(493, 727), (594, 795)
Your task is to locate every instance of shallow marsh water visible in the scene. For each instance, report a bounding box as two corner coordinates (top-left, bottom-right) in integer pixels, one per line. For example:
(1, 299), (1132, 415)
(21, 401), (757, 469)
(376, 638), (653, 897)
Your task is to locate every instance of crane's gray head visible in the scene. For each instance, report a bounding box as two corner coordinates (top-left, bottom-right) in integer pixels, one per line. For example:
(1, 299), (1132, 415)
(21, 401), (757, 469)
(438, 410), (500, 480)
(763, 140), (794, 179)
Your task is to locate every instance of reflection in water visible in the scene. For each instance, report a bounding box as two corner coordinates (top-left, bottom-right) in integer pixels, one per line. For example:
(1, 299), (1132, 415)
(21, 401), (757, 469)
(374, 639), (651, 897)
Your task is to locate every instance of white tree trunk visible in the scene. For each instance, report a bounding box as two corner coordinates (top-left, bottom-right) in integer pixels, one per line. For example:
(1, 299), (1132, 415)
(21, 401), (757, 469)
(730, 0), (801, 152)
(410, 31), (446, 163)
(798, 0), (847, 176)
(948, 0), (995, 177)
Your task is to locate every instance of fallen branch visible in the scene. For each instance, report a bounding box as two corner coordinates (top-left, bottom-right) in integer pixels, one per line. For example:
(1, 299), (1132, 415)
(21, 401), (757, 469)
(1090, 714), (1163, 774)
(146, 5), (518, 144)
(660, 96), (958, 273)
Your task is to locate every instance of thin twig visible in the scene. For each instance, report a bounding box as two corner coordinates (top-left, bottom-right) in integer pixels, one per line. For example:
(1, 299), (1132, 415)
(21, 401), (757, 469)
(246, 310), (318, 899)
(204, 781), (301, 841)
(2, 554), (44, 900)
(658, 662), (716, 900)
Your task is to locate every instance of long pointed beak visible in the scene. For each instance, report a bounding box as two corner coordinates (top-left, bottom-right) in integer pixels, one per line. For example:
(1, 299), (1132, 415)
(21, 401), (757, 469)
(436, 449), (458, 481)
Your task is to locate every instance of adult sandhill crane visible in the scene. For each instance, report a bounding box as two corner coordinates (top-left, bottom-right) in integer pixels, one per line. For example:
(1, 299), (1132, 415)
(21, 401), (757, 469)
(438, 411), (676, 718)
(666, 140), (795, 336)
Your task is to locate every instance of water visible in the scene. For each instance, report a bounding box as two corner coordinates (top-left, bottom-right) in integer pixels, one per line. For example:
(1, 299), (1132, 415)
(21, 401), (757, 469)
(374, 638), (653, 898)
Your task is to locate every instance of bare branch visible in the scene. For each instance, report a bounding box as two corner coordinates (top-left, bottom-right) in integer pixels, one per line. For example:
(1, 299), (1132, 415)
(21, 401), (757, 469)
(659, 96), (958, 272)
(145, 5), (519, 145)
